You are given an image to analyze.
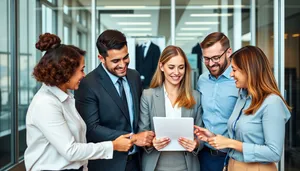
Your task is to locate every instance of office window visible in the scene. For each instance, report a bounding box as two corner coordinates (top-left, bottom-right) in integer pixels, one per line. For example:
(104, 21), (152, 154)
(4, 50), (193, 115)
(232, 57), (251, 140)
(0, 0), (11, 169)
(284, 0), (300, 170)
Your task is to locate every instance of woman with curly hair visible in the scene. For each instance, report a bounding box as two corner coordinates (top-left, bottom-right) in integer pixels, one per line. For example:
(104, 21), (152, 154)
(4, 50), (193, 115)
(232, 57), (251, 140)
(24, 33), (135, 171)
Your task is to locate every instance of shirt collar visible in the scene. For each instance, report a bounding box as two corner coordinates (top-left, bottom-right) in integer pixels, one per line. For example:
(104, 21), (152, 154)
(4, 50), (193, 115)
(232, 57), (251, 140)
(208, 65), (233, 80)
(142, 40), (151, 48)
(43, 83), (71, 102)
(239, 88), (252, 99)
(101, 62), (128, 85)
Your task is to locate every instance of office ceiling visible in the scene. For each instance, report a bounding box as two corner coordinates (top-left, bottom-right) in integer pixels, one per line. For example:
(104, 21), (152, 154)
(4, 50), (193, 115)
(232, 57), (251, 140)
(77, 0), (252, 49)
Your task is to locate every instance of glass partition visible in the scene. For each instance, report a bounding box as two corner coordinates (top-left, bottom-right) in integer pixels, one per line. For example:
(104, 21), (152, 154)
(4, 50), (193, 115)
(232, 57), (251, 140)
(284, 0), (300, 170)
(0, 0), (12, 168)
(97, 0), (169, 88)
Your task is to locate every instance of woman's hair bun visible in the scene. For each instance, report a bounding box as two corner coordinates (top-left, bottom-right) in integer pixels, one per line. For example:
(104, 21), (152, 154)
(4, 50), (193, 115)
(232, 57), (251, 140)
(35, 33), (61, 52)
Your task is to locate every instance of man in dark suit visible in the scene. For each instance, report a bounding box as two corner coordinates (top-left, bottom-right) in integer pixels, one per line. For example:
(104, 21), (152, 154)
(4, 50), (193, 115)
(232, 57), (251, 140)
(191, 43), (203, 75)
(75, 30), (155, 171)
(135, 41), (160, 88)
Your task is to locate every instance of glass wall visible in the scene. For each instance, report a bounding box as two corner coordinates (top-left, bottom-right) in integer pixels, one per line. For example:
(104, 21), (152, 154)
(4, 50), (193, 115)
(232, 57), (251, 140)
(0, 0), (93, 170)
(96, 0), (169, 88)
(284, 0), (300, 170)
(256, 0), (274, 68)
(0, 0), (12, 168)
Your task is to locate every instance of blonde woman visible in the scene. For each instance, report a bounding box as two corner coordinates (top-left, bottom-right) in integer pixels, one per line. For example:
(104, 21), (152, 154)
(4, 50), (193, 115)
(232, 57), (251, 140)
(138, 45), (203, 171)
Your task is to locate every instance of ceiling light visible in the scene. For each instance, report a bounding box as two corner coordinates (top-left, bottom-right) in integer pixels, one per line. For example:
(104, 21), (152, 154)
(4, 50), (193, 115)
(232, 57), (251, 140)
(118, 22), (151, 25)
(111, 14), (151, 18)
(185, 22), (219, 25)
(177, 33), (203, 36)
(190, 13), (233, 17)
(104, 6), (146, 9)
(122, 28), (152, 31)
(175, 37), (195, 40)
(292, 34), (300, 37)
(202, 5), (245, 8)
(181, 28), (210, 31)
(127, 33), (152, 36)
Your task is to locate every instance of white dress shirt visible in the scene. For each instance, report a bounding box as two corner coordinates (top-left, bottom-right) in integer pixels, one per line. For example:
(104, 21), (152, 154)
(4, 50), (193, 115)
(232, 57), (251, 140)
(163, 85), (182, 118)
(142, 40), (151, 57)
(24, 84), (113, 171)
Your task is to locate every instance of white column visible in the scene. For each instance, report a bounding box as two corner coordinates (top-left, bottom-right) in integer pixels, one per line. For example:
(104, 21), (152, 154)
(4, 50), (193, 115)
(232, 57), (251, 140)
(250, 0), (256, 45)
(274, 0), (279, 83)
(279, 0), (285, 170)
(91, 0), (96, 69)
(171, 0), (175, 45)
(274, 0), (285, 170)
(221, 0), (228, 35)
(233, 0), (242, 51)
(71, 0), (77, 46)
(57, 0), (64, 38)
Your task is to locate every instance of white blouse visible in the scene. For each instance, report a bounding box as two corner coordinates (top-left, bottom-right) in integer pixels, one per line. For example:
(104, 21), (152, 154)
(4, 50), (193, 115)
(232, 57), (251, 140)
(24, 84), (113, 171)
(163, 85), (182, 118)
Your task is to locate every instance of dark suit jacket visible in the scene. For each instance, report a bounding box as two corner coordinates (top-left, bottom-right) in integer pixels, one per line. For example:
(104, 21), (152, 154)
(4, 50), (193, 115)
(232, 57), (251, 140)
(191, 43), (203, 75)
(74, 64), (142, 171)
(136, 42), (160, 88)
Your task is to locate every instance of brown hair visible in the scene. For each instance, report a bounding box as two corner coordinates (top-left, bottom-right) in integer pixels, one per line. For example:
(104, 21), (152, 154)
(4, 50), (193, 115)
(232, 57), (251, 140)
(33, 33), (86, 86)
(150, 45), (196, 109)
(200, 32), (230, 50)
(231, 45), (291, 114)
(96, 29), (127, 58)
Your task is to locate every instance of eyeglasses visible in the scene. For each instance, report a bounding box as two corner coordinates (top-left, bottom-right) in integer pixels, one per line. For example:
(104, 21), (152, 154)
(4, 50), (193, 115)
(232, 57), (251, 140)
(202, 47), (229, 63)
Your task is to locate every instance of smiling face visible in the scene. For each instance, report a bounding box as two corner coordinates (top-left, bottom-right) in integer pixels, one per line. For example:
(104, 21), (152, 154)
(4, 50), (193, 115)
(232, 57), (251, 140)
(202, 42), (232, 78)
(230, 60), (248, 89)
(67, 56), (85, 90)
(160, 55), (185, 87)
(99, 45), (129, 77)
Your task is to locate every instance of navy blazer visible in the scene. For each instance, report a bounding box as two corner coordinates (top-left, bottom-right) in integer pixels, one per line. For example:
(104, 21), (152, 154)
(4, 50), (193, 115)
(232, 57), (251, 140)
(136, 42), (161, 88)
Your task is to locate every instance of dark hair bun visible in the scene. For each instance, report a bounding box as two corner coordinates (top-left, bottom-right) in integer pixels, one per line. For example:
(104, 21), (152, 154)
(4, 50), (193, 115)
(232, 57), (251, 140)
(35, 33), (61, 52)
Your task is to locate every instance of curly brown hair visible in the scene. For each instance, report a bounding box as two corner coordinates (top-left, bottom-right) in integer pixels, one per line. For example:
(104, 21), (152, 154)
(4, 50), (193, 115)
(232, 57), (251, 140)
(33, 33), (86, 86)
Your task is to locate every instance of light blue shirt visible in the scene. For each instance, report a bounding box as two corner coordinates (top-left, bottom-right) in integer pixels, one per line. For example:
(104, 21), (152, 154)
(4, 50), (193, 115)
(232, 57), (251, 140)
(197, 66), (239, 149)
(101, 63), (136, 153)
(228, 89), (291, 162)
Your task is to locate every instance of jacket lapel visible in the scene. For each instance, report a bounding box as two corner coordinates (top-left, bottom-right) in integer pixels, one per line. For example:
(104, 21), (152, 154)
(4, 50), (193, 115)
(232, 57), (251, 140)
(143, 42), (152, 60)
(182, 107), (192, 118)
(96, 64), (131, 124)
(153, 86), (166, 117)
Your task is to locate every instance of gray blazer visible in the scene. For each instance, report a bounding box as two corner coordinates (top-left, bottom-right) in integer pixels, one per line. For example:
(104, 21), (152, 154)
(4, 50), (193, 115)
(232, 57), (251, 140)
(138, 86), (203, 171)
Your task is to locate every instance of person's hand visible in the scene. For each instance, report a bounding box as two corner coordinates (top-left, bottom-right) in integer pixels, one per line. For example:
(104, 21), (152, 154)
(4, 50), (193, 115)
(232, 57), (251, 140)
(178, 137), (198, 152)
(112, 133), (136, 152)
(194, 125), (215, 142)
(152, 137), (170, 150)
(131, 131), (155, 147)
(207, 135), (231, 150)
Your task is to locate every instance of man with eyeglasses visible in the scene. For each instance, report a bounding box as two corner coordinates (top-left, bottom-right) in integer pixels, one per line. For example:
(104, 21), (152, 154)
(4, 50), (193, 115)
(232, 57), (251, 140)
(196, 32), (239, 171)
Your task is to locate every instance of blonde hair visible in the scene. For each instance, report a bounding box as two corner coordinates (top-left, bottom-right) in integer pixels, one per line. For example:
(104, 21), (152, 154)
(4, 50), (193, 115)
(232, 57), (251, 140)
(150, 45), (196, 109)
(231, 46), (291, 114)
